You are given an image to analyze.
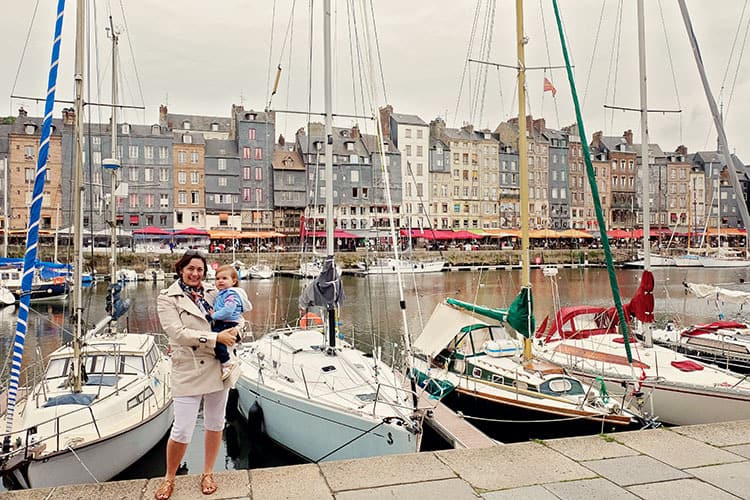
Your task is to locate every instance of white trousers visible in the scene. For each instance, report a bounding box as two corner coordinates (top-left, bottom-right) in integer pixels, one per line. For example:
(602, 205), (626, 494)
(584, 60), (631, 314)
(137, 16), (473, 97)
(170, 388), (229, 444)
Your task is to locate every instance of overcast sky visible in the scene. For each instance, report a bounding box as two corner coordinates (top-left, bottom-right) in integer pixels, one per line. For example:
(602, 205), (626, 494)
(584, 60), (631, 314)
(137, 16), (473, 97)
(3, 1), (750, 161)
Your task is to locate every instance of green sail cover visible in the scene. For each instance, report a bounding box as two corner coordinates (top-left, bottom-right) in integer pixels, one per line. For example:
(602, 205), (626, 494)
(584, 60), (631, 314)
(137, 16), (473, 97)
(508, 287), (534, 338)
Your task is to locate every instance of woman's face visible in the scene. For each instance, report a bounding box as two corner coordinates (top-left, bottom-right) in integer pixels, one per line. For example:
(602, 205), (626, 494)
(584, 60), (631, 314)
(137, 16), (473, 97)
(180, 257), (205, 287)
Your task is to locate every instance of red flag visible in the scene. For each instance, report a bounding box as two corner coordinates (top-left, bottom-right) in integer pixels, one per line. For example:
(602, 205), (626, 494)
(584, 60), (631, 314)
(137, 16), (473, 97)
(299, 215), (306, 238)
(544, 77), (557, 97)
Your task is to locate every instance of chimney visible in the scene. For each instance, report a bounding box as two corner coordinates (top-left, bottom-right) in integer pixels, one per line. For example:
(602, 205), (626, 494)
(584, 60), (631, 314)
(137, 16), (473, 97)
(675, 145), (687, 157)
(351, 124), (360, 139)
(379, 105), (393, 139)
(18, 107), (27, 118)
(278, 134), (285, 147)
(159, 105), (168, 128)
(62, 108), (75, 126)
(532, 118), (546, 132)
(429, 117), (445, 139)
(623, 129), (633, 145)
(461, 122), (474, 134)
(591, 131), (603, 150)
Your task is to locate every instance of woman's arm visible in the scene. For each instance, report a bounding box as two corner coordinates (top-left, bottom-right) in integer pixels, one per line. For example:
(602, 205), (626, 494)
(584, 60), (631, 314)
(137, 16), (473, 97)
(157, 293), (218, 347)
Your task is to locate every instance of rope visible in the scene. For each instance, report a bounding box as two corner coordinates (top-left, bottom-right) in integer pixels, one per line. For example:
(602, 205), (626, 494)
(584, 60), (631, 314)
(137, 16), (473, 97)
(657, 0), (683, 145)
(67, 444), (100, 483)
(6, 0), (67, 437)
(313, 420), (387, 462)
(538, 0), (560, 128)
(9, 0), (41, 114)
(454, 0), (482, 125)
(581, 0), (607, 114)
(117, 0), (146, 124)
(368, 1), (389, 105)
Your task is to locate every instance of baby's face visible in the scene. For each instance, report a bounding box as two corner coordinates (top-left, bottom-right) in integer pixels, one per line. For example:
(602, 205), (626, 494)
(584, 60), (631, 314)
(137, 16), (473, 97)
(215, 272), (235, 290)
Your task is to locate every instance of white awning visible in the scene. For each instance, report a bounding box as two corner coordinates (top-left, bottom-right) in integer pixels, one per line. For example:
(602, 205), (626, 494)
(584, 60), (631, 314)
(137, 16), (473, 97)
(413, 302), (488, 358)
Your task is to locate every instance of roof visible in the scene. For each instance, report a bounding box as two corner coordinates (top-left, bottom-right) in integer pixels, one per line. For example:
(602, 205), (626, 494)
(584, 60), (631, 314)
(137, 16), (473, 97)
(631, 143), (666, 157)
(172, 131), (206, 145)
(272, 148), (305, 170)
(205, 139), (238, 156)
(0, 124), (11, 154)
(599, 136), (636, 153)
(390, 112), (427, 127)
(165, 113), (231, 132)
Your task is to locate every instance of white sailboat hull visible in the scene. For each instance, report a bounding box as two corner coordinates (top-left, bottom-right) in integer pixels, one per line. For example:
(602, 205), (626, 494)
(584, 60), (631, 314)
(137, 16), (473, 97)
(235, 377), (417, 461)
(673, 255), (703, 267)
(699, 256), (750, 268)
(22, 401), (173, 488)
(235, 328), (420, 462)
(249, 264), (274, 280)
(358, 259), (446, 275)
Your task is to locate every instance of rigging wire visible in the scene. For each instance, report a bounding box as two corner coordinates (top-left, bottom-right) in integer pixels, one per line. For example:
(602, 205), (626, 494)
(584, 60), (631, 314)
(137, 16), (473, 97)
(266, 0), (277, 108)
(581, 0), (607, 115)
(368, 1), (389, 105)
(725, 6), (750, 122)
(477, 0), (496, 127)
(116, 0), (145, 124)
(605, 1), (625, 135)
(538, 0), (560, 128)
(454, 0), (482, 126)
(9, 0), (41, 115)
(657, 0), (684, 145)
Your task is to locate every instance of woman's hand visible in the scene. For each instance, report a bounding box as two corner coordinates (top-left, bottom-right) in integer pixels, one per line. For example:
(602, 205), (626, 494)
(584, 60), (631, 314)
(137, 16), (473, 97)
(217, 327), (237, 346)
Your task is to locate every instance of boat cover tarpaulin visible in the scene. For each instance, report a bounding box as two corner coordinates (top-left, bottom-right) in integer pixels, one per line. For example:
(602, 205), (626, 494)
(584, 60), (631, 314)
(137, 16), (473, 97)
(684, 282), (750, 306)
(413, 302), (488, 358)
(508, 287), (534, 338)
(298, 255), (344, 310)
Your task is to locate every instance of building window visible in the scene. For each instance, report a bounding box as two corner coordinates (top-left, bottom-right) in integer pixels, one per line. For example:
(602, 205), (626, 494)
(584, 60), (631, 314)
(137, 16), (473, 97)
(191, 152), (198, 163)
(160, 194), (169, 208)
(248, 128), (256, 140)
(416, 145), (423, 157)
(182, 134), (192, 144)
(351, 170), (359, 182)
(191, 191), (199, 204)
(254, 148), (263, 160)
(151, 125), (160, 135)
(243, 147), (251, 159)
(218, 158), (226, 170)
(145, 146), (154, 159)
(128, 168), (138, 182)
(129, 193), (139, 208)
(159, 146), (169, 160)
(211, 122), (219, 132)
(254, 167), (262, 181)
(129, 145), (138, 159)
(178, 151), (186, 164)
(178, 171), (186, 184)
(243, 167), (251, 180)
(255, 188), (263, 204)
(159, 168), (169, 182)
(144, 193), (154, 208)
(121, 124), (130, 134)
(190, 171), (199, 184)
(243, 187), (251, 201)
(218, 177), (227, 186)
(144, 168), (153, 182)
(182, 121), (191, 130)
(178, 191), (187, 204)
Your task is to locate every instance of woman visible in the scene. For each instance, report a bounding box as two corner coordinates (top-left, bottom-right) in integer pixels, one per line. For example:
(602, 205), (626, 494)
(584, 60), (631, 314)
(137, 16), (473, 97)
(154, 250), (241, 499)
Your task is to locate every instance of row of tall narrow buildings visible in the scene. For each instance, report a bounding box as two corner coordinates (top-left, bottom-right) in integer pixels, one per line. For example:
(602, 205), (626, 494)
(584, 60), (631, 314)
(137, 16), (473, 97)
(0, 103), (746, 237)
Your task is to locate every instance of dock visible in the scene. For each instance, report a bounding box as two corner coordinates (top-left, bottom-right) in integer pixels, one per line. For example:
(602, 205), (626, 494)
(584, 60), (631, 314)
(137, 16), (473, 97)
(7, 419), (750, 499)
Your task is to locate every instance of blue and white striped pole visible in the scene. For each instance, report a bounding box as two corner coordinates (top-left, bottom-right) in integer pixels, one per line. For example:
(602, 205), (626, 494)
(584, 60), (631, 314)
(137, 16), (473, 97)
(4, 0), (67, 441)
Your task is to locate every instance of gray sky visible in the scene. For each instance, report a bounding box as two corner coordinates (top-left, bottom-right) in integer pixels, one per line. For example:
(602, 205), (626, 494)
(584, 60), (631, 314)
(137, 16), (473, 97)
(3, 1), (750, 160)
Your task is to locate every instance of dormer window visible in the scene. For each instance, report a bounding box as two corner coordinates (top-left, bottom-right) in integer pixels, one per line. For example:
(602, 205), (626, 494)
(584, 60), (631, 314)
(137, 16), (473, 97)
(151, 124), (160, 135)
(121, 123), (130, 134)
(24, 124), (36, 135)
(345, 141), (354, 151)
(182, 134), (192, 144)
(182, 120), (191, 130)
(210, 122), (219, 132)
(484, 133), (491, 140)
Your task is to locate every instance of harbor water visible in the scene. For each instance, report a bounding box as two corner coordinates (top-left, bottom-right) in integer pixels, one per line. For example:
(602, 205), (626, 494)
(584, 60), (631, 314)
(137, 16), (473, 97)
(2, 265), (750, 488)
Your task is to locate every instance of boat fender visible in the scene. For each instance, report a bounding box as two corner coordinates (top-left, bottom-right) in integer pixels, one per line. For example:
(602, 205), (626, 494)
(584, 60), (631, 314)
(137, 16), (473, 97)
(247, 401), (265, 436)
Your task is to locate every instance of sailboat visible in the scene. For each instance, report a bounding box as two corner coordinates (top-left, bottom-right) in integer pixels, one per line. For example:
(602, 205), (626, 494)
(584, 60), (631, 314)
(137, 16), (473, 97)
(0, 4), (172, 488)
(234, 0), (423, 462)
(409, 0), (641, 442)
(532, 0), (750, 427)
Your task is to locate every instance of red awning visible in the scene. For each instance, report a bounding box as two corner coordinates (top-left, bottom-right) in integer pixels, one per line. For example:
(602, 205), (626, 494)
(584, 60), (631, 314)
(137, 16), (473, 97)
(129, 215), (139, 224)
(452, 230), (483, 239)
(173, 227), (208, 236)
(133, 225), (171, 235)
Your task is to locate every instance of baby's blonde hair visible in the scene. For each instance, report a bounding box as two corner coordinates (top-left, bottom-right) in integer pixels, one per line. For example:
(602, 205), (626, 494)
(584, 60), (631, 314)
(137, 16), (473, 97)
(215, 264), (239, 286)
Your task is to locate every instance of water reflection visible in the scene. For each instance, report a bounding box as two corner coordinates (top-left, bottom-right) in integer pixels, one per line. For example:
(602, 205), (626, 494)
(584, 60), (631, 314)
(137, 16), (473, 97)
(2, 266), (750, 487)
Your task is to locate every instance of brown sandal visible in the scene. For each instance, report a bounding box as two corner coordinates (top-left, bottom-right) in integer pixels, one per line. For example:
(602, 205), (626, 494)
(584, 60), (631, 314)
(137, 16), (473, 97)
(154, 478), (175, 500)
(200, 472), (218, 495)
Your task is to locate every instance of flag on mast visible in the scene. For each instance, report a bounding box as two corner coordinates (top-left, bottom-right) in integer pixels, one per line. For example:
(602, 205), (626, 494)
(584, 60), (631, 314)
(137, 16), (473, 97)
(543, 77), (557, 97)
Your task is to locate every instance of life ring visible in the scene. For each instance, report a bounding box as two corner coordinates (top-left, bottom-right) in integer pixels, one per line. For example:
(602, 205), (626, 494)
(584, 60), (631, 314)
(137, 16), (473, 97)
(300, 312), (323, 328)
(52, 277), (65, 285)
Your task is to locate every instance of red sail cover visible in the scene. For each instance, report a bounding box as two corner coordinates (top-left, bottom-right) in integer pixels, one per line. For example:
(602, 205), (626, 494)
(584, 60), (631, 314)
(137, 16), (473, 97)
(627, 270), (655, 323)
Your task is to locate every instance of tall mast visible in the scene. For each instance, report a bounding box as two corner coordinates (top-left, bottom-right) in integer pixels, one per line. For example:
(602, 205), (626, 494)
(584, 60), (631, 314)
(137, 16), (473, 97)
(637, 0), (652, 347)
(516, 0), (532, 361)
(323, 0), (336, 350)
(71, 0), (86, 392)
(677, 0), (750, 243)
(108, 17), (119, 291)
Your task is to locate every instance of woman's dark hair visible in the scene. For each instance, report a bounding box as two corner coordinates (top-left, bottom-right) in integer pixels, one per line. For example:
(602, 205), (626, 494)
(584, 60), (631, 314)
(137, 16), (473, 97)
(174, 250), (208, 275)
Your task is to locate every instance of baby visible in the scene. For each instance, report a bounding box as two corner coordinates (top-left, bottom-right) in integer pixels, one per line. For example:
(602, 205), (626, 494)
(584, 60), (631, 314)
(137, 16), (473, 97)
(211, 264), (253, 380)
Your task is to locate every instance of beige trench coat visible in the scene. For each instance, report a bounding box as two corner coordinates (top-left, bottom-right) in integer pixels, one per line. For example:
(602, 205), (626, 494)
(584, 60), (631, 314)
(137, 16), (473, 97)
(157, 280), (240, 397)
